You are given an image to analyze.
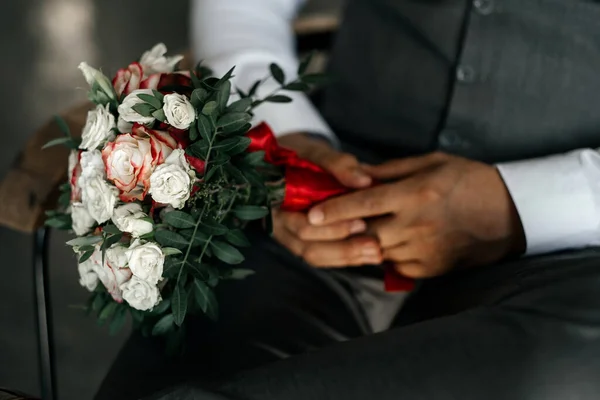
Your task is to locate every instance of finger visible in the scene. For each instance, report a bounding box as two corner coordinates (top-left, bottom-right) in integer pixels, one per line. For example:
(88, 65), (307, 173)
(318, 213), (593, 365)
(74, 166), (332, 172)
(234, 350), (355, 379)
(303, 236), (383, 268)
(362, 152), (447, 181)
(308, 183), (408, 225)
(272, 212), (305, 257)
(280, 211), (367, 241)
(316, 151), (372, 189)
(368, 222), (435, 249)
(384, 243), (445, 278)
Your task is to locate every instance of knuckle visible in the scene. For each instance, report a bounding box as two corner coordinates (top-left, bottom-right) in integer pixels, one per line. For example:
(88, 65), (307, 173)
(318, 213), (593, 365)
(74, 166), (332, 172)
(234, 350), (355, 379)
(417, 187), (442, 204)
(296, 225), (313, 240)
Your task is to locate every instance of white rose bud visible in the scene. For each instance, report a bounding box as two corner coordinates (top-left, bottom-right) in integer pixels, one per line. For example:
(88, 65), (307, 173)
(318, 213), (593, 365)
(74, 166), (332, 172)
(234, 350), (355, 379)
(120, 276), (161, 311)
(111, 203), (153, 237)
(71, 203), (96, 236)
(118, 89), (156, 125)
(81, 176), (119, 224)
(163, 93), (196, 130)
(126, 239), (164, 285)
(78, 62), (116, 102)
(79, 150), (105, 185)
(78, 257), (99, 292)
(139, 43), (184, 75)
(80, 104), (116, 150)
(149, 149), (195, 209)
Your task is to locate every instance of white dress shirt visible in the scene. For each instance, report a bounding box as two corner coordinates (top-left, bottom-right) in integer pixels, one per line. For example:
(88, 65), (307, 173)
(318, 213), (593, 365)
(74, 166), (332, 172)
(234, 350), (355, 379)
(191, 0), (600, 256)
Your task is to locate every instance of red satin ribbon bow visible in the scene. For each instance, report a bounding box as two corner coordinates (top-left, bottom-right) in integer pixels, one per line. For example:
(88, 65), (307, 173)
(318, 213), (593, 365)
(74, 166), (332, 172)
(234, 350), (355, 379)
(246, 123), (415, 292)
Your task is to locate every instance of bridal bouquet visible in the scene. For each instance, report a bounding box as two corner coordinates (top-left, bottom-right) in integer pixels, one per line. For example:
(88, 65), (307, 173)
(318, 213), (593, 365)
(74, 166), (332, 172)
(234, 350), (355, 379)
(44, 44), (361, 343)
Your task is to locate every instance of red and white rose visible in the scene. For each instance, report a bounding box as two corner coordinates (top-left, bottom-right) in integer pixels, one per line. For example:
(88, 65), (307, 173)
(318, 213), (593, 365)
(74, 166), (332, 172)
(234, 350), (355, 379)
(112, 62), (144, 98)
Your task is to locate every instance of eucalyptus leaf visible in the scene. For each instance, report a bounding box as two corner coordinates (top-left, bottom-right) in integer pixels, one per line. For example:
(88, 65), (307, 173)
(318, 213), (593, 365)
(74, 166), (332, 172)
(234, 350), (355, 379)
(137, 93), (162, 109)
(210, 240), (245, 264)
(155, 230), (189, 250)
(216, 112), (252, 131)
(163, 258), (183, 279)
(192, 279), (218, 320)
(163, 211), (196, 229)
(54, 115), (72, 137)
(172, 285), (188, 326)
(265, 95), (293, 103)
(162, 247), (183, 256)
(202, 101), (218, 118)
(225, 229), (251, 247)
(234, 206), (269, 221)
(200, 220), (228, 236)
(223, 137), (251, 155)
(217, 80), (232, 112)
(226, 98), (252, 113)
(179, 229), (210, 247)
(270, 63), (285, 85)
(189, 123), (199, 141)
(222, 122), (252, 137)
(196, 114), (213, 142)
(152, 313), (175, 336)
(42, 137), (75, 150)
(67, 236), (103, 247)
(191, 88), (209, 108)
(211, 137), (242, 152)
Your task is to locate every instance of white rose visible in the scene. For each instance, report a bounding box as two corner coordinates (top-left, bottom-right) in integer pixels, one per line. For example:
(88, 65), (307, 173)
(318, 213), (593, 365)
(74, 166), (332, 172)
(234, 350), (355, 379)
(117, 116), (133, 133)
(78, 62), (116, 102)
(71, 202), (96, 236)
(139, 43), (184, 75)
(90, 244), (132, 302)
(163, 93), (196, 130)
(126, 239), (164, 285)
(118, 89), (156, 125)
(79, 150), (106, 187)
(81, 176), (118, 224)
(120, 276), (161, 311)
(78, 257), (99, 292)
(111, 203), (153, 237)
(79, 104), (116, 150)
(148, 149), (195, 209)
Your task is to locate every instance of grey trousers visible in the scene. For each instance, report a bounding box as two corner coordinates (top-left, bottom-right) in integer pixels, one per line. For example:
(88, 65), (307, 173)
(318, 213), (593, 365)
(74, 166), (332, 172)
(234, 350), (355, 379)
(96, 232), (600, 400)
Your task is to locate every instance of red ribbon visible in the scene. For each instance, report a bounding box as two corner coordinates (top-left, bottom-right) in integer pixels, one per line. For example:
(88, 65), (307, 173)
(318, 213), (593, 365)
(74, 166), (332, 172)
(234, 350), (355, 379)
(246, 123), (415, 292)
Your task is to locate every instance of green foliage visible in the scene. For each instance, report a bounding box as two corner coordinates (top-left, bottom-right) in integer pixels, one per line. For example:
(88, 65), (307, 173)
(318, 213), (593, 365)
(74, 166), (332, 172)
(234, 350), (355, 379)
(163, 211), (196, 229)
(155, 230), (189, 250)
(210, 240), (245, 264)
(191, 279), (218, 320)
(234, 205), (269, 221)
(270, 63), (286, 85)
(152, 314), (175, 336)
(224, 229), (251, 247)
(172, 285), (188, 326)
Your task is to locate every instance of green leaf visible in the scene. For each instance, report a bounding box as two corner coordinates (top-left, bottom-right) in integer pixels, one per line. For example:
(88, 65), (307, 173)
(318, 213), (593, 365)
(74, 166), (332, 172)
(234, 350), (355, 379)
(234, 206), (269, 221)
(236, 87), (248, 98)
(189, 122), (199, 141)
(171, 285), (188, 326)
(152, 313), (175, 336)
(210, 240), (245, 264)
(222, 122), (252, 137)
(131, 103), (156, 117)
(191, 88), (209, 108)
(210, 137), (242, 153)
(162, 247), (183, 256)
(54, 115), (72, 137)
(163, 258), (183, 279)
(150, 298), (171, 315)
(187, 140), (209, 159)
(217, 113), (252, 134)
(180, 228), (210, 247)
(103, 233), (123, 250)
(265, 95), (292, 103)
(102, 225), (122, 235)
(248, 79), (262, 97)
(270, 63), (286, 85)
(224, 164), (246, 184)
(186, 261), (211, 281)
(92, 294), (106, 313)
(200, 220), (228, 236)
(78, 245), (95, 253)
(192, 279), (218, 320)
(223, 137), (251, 155)
(163, 211), (196, 229)
(209, 152), (230, 166)
(152, 108), (166, 122)
(217, 66), (236, 85)
(217, 80), (232, 112)
(42, 137), (75, 150)
(284, 82), (310, 91)
(109, 306), (128, 335)
(78, 250), (94, 264)
(98, 302), (118, 325)
(228, 268), (256, 280)
(225, 229), (251, 247)
(244, 151), (266, 166)
(202, 101), (218, 118)
(227, 97), (252, 113)
(154, 230), (189, 250)
(58, 191), (71, 208)
(137, 93), (162, 109)
(298, 51), (315, 76)
(196, 114), (213, 142)
(243, 169), (266, 187)
(203, 165), (220, 182)
(301, 73), (330, 85)
(66, 236), (103, 247)
(190, 69), (202, 88)
(152, 90), (164, 101)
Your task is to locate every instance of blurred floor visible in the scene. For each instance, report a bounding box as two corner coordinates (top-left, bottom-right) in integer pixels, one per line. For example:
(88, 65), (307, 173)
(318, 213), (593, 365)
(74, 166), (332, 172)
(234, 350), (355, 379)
(0, 0), (341, 398)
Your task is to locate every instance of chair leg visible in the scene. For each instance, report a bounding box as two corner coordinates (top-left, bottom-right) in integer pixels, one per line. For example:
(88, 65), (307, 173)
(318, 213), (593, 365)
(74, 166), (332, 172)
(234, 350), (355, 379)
(33, 227), (56, 400)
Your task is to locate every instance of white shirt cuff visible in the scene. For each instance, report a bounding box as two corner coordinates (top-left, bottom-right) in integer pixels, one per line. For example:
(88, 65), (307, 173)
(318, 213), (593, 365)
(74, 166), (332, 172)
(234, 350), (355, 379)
(497, 150), (600, 255)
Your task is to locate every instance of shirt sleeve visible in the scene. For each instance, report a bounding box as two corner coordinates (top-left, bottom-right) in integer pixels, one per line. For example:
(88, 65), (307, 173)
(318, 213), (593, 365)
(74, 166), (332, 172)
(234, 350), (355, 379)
(496, 149), (600, 255)
(190, 0), (336, 140)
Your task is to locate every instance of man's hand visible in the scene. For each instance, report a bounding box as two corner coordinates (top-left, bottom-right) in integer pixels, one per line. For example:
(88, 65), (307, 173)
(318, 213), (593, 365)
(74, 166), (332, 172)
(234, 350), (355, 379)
(307, 152), (526, 277)
(272, 133), (383, 267)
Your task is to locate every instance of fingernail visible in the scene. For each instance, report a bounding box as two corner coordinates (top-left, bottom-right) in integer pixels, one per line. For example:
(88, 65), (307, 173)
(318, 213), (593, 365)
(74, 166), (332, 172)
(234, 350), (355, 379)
(308, 208), (324, 225)
(361, 245), (380, 257)
(350, 220), (366, 234)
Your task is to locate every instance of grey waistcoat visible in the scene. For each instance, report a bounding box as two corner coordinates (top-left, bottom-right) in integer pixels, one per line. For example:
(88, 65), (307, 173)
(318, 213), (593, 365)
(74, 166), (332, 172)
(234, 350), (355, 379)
(321, 0), (600, 164)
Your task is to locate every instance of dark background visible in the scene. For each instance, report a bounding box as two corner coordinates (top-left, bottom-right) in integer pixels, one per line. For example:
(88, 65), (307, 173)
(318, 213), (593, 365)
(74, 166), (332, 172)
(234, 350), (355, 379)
(0, 0), (341, 398)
